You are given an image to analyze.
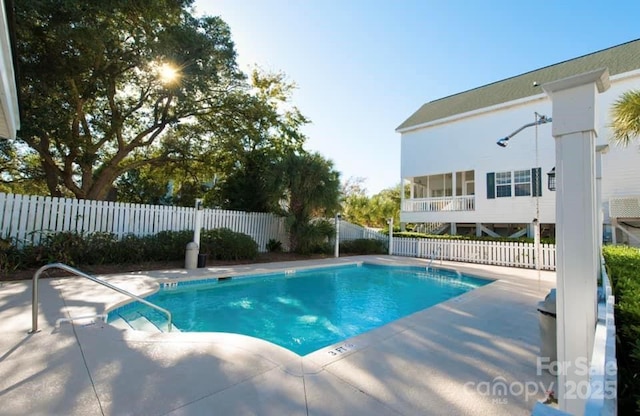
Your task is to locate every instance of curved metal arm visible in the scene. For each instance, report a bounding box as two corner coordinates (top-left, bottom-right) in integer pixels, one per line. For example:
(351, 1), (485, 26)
(496, 115), (552, 147)
(31, 263), (172, 333)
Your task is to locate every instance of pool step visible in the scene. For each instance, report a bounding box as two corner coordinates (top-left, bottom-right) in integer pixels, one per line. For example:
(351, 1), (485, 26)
(109, 312), (178, 333)
(128, 314), (162, 332)
(109, 317), (133, 331)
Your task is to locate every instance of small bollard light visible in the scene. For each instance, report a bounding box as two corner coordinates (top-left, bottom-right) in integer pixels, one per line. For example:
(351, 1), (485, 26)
(334, 213), (341, 258)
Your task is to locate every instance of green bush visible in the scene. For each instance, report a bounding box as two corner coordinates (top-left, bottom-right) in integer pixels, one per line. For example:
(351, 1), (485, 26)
(340, 238), (387, 255)
(290, 220), (334, 255)
(83, 232), (119, 264)
(200, 228), (258, 261)
(0, 236), (22, 274)
(39, 231), (88, 265)
(140, 230), (192, 262)
(0, 228), (259, 276)
(602, 244), (640, 413)
(266, 239), (283, 252)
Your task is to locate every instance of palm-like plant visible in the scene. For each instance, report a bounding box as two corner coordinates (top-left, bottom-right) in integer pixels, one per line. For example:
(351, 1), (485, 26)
(283, 152), (341, 253)
(610, 90), (640, 146)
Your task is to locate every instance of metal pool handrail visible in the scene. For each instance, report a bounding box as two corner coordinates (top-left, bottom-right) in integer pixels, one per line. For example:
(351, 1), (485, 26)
(30, 262), (172, 333)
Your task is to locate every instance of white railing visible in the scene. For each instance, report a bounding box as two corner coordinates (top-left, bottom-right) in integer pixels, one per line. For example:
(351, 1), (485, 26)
(338, 220), (387, 242)
(391, 237), (556, 270)
(0, 193), (288, 251)
(402, 195), (475, 212)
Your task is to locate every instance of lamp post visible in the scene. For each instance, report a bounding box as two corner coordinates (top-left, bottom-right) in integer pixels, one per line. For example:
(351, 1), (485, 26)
(334, 213), (341, 258)
(496, 113), (551, 272)
(387, 218), (394, 255)
(193, 198), (204, 249)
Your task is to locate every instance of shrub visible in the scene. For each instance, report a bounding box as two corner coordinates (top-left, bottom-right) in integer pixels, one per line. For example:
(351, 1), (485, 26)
(602, 244), (640, 413)
(200, 228), (258, 261)
(39, 231), (88, 265)
(0, 228), (260, 273)
(340, 238), (387, 255)
(141, 230), (192, 261)
(290, 220), (334, 255)
(83, 232), (119, 264)
(266, 239), (282, 252)
(0, 236), (22, 274)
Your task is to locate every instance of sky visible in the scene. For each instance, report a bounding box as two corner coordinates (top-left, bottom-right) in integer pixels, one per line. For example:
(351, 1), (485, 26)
(193, 0), (640, 195)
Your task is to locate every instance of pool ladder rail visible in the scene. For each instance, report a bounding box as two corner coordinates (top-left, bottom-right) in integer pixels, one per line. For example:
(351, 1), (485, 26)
(29, 262), (173, 333)
(426, 247), (443, 272)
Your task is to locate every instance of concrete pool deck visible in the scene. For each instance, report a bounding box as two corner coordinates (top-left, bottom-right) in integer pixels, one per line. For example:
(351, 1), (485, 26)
(0, 256), (556, 415)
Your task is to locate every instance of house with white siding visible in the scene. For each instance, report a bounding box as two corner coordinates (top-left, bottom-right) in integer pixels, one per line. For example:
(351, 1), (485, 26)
(397, 39), (640, 244)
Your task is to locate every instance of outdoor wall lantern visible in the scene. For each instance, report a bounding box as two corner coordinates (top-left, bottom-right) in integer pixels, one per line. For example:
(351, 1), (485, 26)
(547, 167), (556, 191)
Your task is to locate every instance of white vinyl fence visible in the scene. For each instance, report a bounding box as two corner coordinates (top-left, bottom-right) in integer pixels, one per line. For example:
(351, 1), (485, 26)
(391, 237), (556, 270)
(338, 220), (387, 242)
(0, 193), (288, 251)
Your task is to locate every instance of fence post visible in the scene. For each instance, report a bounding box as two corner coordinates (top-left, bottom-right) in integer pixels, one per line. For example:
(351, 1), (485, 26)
(387, 218), (393, 255)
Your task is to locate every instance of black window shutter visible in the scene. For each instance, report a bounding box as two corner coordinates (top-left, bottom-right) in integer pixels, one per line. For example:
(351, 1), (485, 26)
(486, 172), (495, 199)
(532, 167), (542, 197)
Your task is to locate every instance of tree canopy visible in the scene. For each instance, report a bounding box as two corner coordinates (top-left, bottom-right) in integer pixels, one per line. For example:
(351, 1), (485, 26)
(13, 0), (253, 199)
(610, 89), (640, 147)
(9, 0), (345, 240)
(341, 179), (405, 229)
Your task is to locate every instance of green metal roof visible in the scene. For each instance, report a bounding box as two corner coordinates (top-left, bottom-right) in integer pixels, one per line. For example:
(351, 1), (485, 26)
(397, 39), (640, 131)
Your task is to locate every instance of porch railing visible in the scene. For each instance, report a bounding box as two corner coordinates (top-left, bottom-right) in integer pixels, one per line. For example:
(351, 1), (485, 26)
(402, 195), (475, 212)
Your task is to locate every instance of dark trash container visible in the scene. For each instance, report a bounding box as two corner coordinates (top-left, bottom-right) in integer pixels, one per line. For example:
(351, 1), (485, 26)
(537, 289), (557, 365)
(197, 253), (208, 268)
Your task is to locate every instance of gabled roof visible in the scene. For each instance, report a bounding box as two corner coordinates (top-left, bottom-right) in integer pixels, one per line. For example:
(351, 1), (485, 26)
(397, 39), (640, 132)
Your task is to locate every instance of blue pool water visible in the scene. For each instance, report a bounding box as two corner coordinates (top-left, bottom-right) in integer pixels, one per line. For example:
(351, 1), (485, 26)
(109, 264), (491, 355)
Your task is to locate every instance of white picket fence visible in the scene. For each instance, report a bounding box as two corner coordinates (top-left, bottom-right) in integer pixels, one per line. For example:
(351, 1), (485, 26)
(391, 237), (556, 270)
(0, 193), (288, 251)
(338, 220), (387, 242)
(0, 192), (557, 268)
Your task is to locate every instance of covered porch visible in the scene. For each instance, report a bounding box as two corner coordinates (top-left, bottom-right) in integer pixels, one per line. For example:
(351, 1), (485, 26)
(402, 170), (475, 212)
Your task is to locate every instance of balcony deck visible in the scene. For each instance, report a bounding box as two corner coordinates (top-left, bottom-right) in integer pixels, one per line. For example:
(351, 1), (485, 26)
(402, 195), (475, 212)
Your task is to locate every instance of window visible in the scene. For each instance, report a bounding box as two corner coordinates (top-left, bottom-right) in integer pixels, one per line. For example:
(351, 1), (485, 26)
(495, 171), (512, 198)
(487, 168), (542, 199)
(514, 170), (531, 196)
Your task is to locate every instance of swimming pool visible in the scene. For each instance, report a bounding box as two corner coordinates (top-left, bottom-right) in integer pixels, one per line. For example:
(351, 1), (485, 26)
(108, 263), (491, 355)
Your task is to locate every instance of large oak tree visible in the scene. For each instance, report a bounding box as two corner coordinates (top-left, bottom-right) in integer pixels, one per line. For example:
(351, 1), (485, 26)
(14, 0), (246, 199)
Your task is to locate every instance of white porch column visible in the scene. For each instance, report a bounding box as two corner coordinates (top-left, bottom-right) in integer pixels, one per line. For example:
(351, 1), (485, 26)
(542, 68), (610, 415)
